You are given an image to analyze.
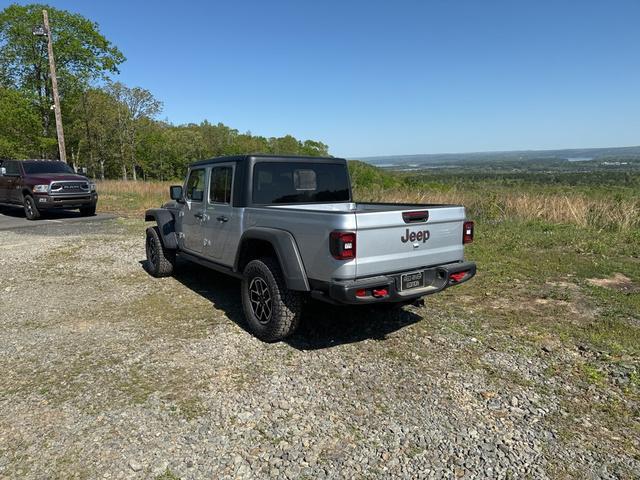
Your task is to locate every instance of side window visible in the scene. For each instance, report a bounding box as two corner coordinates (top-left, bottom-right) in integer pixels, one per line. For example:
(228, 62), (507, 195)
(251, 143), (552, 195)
(209, 166), (233, 204)
(4, 161), (20, 176)
(185, 169), (205, 202)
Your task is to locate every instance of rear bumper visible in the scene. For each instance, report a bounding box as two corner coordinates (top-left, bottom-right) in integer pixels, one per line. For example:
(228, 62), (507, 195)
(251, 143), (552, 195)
(34, 192), (98, 209)
(311, 261), (476, 305)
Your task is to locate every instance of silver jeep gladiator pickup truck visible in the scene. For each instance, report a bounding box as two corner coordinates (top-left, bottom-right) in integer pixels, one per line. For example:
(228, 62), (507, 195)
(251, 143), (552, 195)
(145, 154), (475, 341)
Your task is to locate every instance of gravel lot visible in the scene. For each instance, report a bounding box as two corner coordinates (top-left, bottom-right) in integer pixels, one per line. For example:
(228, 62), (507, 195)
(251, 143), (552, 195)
(0, 219), (637, 479)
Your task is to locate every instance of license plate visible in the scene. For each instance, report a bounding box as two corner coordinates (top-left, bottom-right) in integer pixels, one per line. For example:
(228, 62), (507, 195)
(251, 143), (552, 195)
(401, 271), (424, 291)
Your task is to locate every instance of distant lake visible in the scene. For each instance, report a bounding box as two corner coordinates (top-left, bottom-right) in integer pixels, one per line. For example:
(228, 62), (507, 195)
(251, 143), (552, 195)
(567, 157), (594, 162)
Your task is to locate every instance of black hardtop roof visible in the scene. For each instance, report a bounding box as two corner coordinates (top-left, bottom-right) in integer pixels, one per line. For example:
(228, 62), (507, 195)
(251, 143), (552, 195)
(189, 154), (345, 168)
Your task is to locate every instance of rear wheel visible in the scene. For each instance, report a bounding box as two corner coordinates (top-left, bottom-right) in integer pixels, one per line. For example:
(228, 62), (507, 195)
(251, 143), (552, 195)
(79, 204), (96, 216)
(145, 226), (175, 277)
(23, 195), (40, 220)
(241, 257), (302, 342)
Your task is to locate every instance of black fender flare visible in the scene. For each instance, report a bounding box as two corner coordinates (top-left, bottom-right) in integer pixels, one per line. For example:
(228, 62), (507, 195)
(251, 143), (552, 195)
(235, 227), (310, 291)
(144, 208), (178, 249)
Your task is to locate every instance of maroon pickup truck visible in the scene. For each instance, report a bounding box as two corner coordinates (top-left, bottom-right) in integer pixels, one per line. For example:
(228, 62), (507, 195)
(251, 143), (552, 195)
(0, 159), (98, 220)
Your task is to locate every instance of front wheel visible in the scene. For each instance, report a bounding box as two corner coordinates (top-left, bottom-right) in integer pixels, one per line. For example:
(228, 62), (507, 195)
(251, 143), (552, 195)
(79, 204), (96, 216)
(145, 226), (175, 277)
(241, 257), (302, 342)
(23, 195), (40, 220)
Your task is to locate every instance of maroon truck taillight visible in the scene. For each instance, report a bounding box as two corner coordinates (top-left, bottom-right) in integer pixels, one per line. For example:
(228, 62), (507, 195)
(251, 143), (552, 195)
(463, 221), (474, 244)
(330, 231), (356, 260)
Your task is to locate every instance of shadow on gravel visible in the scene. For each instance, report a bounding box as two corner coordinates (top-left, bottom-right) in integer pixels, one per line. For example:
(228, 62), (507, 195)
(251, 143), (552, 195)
(287, 303), (422, 350)
(0, 205), (25, 218)
(144, 259), (422, 350)
(0, 204), (83, 219)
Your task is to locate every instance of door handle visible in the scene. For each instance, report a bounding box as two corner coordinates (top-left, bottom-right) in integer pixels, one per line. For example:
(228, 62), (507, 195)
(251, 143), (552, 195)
(216, 216), (228, 223)
(194, 212), (204, 220)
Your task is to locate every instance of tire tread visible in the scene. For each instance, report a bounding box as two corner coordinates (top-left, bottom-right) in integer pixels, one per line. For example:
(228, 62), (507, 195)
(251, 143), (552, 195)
(146, 226), (175, 277)
(242, 257), (302, 342)
(23, 195), (40, 220)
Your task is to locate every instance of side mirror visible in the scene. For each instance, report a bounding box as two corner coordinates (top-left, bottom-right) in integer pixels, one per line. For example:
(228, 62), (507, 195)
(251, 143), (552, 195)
(170, 185), (184, 202)
(0, 167), (5, 176)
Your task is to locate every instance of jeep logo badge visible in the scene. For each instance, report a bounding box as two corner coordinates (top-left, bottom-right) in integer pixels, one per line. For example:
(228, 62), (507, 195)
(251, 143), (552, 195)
(401, 228), (430, 244)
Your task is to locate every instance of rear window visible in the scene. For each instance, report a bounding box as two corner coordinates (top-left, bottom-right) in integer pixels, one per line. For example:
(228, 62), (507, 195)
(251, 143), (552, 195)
(252, 162), (350, 204)
(23, 162), (75, 174)
(209, 166), (233, 204)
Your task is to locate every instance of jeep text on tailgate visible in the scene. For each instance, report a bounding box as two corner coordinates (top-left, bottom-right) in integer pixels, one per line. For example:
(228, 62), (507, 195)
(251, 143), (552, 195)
(145, 155), (475, 341)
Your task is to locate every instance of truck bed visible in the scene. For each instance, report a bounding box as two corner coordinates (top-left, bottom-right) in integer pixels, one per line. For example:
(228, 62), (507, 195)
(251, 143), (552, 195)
(246, 202), (467, 280)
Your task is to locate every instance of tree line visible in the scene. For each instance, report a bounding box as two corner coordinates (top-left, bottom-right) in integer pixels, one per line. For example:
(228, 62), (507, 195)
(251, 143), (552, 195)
(0, 4), (329, 180)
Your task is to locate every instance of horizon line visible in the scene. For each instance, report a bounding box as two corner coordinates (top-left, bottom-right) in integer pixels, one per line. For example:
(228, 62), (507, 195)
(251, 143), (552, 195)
(348, 144), (640, 160)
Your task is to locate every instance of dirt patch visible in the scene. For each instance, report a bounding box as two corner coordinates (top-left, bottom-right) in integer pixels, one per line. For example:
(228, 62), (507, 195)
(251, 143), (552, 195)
(587, 273), (637, 292)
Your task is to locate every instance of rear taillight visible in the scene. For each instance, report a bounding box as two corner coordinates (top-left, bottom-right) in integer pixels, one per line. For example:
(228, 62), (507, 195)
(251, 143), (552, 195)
(463, 221), (474, 244)
(330, 231), (356, 260)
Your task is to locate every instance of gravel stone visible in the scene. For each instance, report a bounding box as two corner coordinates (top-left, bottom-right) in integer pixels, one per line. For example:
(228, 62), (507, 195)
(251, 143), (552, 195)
(0, 219), (637, 479)
(128, 460), (142, 472)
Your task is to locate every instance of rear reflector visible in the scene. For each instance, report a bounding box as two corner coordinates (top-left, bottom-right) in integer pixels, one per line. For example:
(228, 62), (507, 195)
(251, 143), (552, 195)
(463, 221), (474, 244)
(449, 271), (468, 282)
(403, 210), (429, 223)
(372, 288), (388, 298)
(330, 231), (356, 260)
(356, 289), (366, 297)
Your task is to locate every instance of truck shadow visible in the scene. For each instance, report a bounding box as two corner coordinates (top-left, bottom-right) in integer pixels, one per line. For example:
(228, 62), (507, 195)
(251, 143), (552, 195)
(0, 204), (83, 219)
(0, 205), (25, 218)
(159, 260), (422, 350)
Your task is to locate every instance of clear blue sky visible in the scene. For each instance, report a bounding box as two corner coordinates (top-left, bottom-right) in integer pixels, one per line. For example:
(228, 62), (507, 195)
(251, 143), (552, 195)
(21, 0), (640, 157)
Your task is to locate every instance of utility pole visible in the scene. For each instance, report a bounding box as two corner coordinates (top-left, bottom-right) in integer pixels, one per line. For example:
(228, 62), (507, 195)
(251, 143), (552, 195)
(40, 10), (67, 162)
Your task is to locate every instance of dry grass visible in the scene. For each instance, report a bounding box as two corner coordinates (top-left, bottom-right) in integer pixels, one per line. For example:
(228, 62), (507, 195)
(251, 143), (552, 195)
(96, 180), (640, 231)
(356, 186), (640, 232)
(96, 180), (173, 217)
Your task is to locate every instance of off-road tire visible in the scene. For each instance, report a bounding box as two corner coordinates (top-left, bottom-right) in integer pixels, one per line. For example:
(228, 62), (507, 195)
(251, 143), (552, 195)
(241, 257), (302, 342)
(23, 195), (40, 220)
(79, 205), (96, 216)
(145, 226), (175, 277)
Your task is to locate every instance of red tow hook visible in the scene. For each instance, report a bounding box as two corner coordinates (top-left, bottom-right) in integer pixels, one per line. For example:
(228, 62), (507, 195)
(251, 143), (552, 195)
(449, 271), (468, 283)
(372, 288), (388, 298)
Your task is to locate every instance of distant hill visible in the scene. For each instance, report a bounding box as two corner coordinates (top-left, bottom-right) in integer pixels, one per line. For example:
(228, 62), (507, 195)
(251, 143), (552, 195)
(353, 146), (640, 167)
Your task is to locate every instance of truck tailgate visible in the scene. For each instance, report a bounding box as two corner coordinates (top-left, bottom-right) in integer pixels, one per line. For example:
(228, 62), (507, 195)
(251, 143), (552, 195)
(355, 206), (466, 277)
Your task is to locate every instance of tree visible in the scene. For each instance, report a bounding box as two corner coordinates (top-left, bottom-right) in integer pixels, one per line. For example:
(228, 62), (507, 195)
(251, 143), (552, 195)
(67, 88), (120, 179)
(269, 135), (300, 155)
(107, 82), (162, 180)
(0, 3), (124, 143)
(301, 139), (329, 157)
(0, 87), (50, 158)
